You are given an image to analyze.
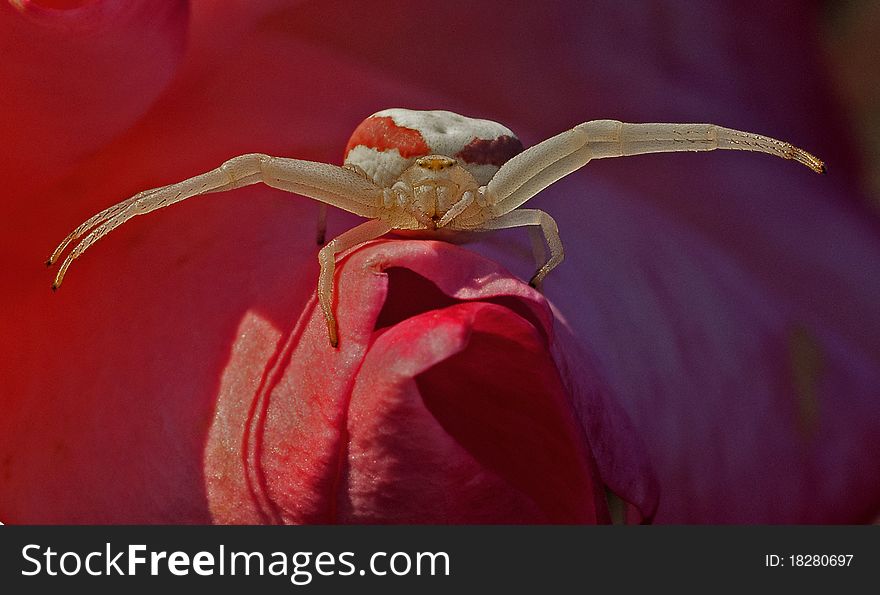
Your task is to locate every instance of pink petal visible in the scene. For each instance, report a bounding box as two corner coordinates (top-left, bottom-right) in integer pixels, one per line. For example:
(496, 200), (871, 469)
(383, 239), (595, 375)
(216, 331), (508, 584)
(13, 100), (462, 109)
(533, 176), (880, 522)
(347, 302), (604, 523)
(0, 0), (188, 197)
(205, 240), (653, 524)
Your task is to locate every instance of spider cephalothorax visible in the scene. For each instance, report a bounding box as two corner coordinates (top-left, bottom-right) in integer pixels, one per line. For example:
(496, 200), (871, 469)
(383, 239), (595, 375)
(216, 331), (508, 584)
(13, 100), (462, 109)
(48, 108), (824, 347)
(388, 155), (481, 230)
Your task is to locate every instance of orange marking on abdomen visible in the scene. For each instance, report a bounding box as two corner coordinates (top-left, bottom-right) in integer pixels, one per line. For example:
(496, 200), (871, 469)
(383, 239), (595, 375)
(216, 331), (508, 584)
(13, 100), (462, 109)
(344, 116), (431, 160)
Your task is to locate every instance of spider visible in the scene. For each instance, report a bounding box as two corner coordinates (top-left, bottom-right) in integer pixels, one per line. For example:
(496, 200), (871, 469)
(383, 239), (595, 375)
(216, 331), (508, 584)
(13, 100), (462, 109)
(48, 108), (824, 347)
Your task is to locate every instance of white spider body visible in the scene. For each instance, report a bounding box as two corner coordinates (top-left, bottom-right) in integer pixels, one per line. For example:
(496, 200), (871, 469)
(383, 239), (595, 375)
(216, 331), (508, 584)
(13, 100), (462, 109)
(49, 108), (824, 347)
(343, 108), (523, 187)
(386, 155), (481, 229)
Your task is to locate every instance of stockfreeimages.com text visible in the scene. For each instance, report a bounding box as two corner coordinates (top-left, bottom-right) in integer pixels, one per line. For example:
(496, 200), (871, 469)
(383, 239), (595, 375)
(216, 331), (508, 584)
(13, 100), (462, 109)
(21, 543), (450, 585)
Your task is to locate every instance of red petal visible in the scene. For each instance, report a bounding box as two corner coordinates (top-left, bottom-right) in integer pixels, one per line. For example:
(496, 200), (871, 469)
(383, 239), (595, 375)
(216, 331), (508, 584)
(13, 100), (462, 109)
(0, 0), (187, 196)
(345, 302), (606, 523)
(204, 241), (649, 524)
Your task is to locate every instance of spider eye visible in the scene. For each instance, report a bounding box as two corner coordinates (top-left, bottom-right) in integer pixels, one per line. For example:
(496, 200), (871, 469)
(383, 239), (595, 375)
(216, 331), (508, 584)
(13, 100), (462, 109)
(416, 156), (457, 170)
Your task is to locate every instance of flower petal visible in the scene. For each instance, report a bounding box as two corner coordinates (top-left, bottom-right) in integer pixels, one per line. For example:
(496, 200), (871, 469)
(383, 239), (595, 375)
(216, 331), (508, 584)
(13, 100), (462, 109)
(344, 301), (606, 523)
(529, 175), (880, 522)
(0, 0), (188, 195)
(205, 240), (655, 523)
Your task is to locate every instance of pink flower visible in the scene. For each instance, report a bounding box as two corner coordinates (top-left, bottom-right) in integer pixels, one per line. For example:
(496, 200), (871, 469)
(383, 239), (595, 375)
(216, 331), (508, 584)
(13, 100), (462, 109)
(1, 0), (878, 523)
(205, 240), (655, 523)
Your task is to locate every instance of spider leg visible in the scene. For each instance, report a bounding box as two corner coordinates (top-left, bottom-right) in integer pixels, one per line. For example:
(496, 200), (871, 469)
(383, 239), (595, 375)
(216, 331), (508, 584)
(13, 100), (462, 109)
(49, 154), (384, 289)
(316, 204), (327, 245)
(315, 163), (374, 245)
(318, 218), (394, 347)
(484, 120), (825, 216)
(48, 184), (174, 267)
(473, 208), (562, 288)
(527, 226), (548, 291)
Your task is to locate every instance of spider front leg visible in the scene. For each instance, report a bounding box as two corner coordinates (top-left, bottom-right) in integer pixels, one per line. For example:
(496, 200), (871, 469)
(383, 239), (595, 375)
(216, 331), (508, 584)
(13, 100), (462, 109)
(49, 153), (387, 349)
(466, 118), (823, 286)
(48, 154), (273, 288)
(318, 218), (394, 347)
(313, 163), (374, 246)
(471, 208), (563, 288)
(484, 119), (825, 217)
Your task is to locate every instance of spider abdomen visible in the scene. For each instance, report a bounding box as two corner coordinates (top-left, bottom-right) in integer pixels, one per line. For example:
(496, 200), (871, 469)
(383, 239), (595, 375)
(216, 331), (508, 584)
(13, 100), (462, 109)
(343, 108), (523, 188)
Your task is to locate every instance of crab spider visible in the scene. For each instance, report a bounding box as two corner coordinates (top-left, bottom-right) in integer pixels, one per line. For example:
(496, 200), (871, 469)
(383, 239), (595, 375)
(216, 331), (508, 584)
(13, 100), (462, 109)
(48, 108), (824, 347)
